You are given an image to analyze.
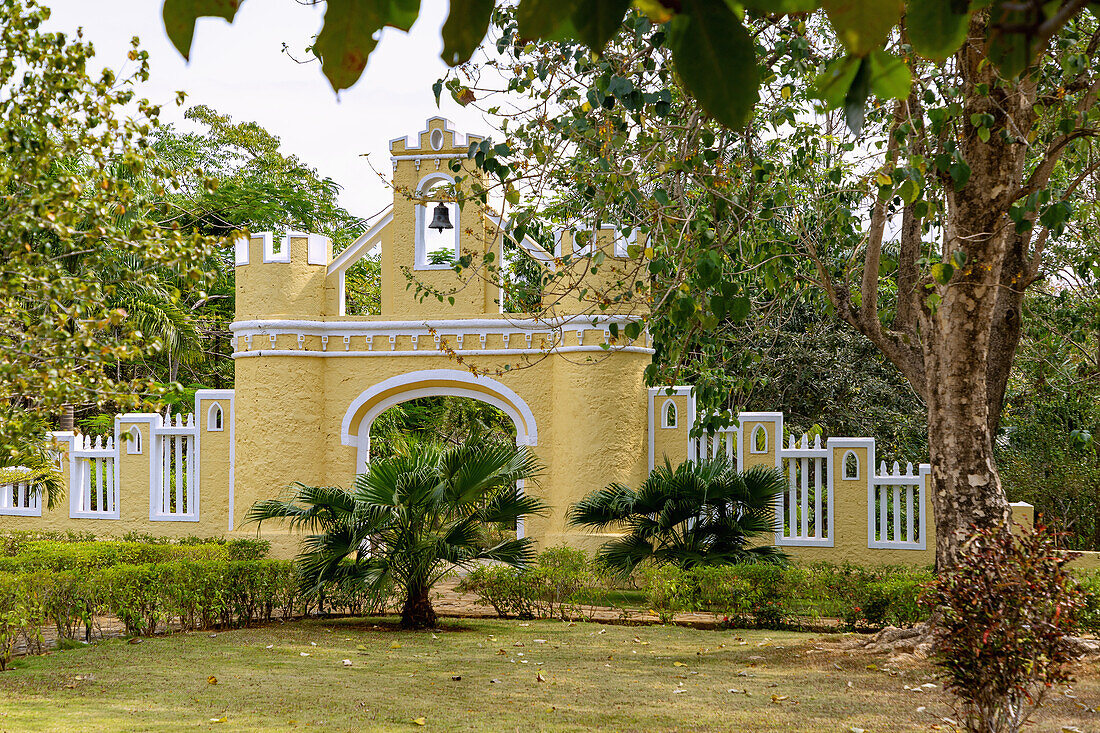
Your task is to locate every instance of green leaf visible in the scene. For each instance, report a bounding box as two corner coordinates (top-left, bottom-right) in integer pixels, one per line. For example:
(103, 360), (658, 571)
(441, 0), (494, 66)
(949, 159), (970, 190)
(572, 0), (632, 52)
(986, 0), (1035, 79)
(811, 55), (861, 109)
(843, 56), (872, 134)
(930, 261), (954, 284)
(314, 0), (421, 92)
(162, 0), (242, 60)
(868, 50), (911, 101)
(729, 295), (751, 321)
(821, 0), (903, 57)
(897, 179), (919, 204)
(518, 0), (582, 40)
(906, 0), (971, 62)
(667, 0), (760, 130)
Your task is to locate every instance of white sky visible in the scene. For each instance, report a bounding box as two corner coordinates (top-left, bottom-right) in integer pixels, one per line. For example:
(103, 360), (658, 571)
(43, 0), (492, 221)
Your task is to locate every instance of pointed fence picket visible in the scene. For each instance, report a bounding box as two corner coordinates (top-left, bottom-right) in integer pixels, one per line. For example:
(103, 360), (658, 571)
(869, 460), (928, 550)
(776, 434), (832, 546)
(0, 480), (42, 516)
(71, 434), (119, 518)
(150, 412), (199, 520)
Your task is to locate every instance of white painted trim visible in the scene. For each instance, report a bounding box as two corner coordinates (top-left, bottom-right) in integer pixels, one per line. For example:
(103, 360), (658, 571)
(125, 426), (142, 455)
(389, 116), (471, 153)
(207, 402), (224, 432)
(481, 212), (556, 271)
(841, 449), (860, 480)
(234, 234), (249, 266)
(327, 208), (393, 276)
(233, 346), (655, 359)
(231, 315), (643, 334)
(307, 233), (331, 266)
(260, 232), (287, 263)
(647, 386), (694, 470)
(414, 172), (460, 271)
(749, 424), (768, 454)
(661, 399), (677, 429)
(341, 369), (538, 450)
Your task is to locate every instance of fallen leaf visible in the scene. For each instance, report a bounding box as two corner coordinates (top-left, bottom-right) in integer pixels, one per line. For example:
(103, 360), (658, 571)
(451, 675), (461, 681)
(490, 679), (501, 684)
(770, 694), (789, 703)
(390, 642), (402, 649)
(536, 671), (546, 682)
(300, 652), (310, 657)
(411, 717), (426, 726)
(496, 649), (507, 655)
(265, 644), (274, 649)
(673, 662), (686, 667)
(310, 641), (317, 647)
(128, 637), (142, 645)
(207, 676), (217, 685)
(847, 728), (865, 733)
(209, 717), (227, 724)
(672, 689), (687, 694)
(513, 642), (524, 647)
(342, 659), (353, 667)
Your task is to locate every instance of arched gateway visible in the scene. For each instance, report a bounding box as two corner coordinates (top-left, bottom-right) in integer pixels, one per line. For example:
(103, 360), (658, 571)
(0, 118), (945, 568)
(229, 118), (658, 549)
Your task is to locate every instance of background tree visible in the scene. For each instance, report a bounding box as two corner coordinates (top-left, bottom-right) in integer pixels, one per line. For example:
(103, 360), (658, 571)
(163, 1), (1100, 565)
(436, 7), (1100, 568)
(0, 0), (221, 454)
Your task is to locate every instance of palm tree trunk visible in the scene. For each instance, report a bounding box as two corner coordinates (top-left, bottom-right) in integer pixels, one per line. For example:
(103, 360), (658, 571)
(400, 583), (437, 630)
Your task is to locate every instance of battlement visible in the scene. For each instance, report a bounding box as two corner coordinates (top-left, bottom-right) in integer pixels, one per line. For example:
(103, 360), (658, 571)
(233, 231), (332, 268)
(388, 116), (483, 162)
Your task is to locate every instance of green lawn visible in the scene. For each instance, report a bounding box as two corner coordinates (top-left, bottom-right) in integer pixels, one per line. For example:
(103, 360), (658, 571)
(0, 618), (1095, 732)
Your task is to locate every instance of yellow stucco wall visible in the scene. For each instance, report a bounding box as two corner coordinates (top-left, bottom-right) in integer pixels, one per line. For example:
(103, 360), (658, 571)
(1, 119), (971, 570)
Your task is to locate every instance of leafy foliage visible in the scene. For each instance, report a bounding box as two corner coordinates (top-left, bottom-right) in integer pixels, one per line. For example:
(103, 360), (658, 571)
(569, 458), (787, 575)
(924, 524), (1085, 733)
(0, 0), (222, 450)
(457, 547), (600, 620)
(248, 439), (547, 629)
(161, 0), (1084, 133)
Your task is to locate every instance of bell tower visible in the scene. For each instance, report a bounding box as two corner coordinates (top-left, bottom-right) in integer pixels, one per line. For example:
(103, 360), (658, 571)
(382, 117), (502, 318)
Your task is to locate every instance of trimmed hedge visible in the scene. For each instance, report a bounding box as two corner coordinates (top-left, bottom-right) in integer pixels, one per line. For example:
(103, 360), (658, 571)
(639, 562), (933, 629)
(0, 538), (270, 572)
(458, 547), (607, 619)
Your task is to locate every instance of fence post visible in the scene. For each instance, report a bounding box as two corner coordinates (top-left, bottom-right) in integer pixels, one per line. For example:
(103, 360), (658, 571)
(647, 387), (695, 471)
(117, 414), (157, 523)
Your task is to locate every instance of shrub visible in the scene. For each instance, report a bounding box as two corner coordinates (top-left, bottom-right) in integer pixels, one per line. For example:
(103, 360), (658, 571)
(0, 574), (45, 670)
(1077, 570), (1100, 633)
(458, 547), (595, 620)
(924, 524), (1084, 733)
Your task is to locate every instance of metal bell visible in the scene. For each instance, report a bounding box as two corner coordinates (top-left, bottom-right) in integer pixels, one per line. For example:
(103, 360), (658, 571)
(429, 201), (453, 233)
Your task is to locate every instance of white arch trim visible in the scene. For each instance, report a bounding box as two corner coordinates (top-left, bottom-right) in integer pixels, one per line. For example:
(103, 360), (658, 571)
(340, 369), (539, 452)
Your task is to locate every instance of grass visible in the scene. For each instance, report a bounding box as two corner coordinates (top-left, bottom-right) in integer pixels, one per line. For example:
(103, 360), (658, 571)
(0, 618), (1095, 732)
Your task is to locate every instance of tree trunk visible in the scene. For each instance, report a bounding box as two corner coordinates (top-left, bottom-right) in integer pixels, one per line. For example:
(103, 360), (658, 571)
(400, 584), (437, 630)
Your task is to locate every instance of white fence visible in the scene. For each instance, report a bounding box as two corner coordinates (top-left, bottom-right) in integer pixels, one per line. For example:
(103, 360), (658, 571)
(681, 411), (932, 554)
(71, 435), (119, 519)
(869, 461), (928, 550)
(151, 413), (199, 521)
(777, 434), (832, 547)
(0, 481), (42, 516)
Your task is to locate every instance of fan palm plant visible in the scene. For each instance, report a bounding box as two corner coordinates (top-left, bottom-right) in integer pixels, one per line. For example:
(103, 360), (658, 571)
(247, 440), (546, 629)
(569, 458), (787, 576)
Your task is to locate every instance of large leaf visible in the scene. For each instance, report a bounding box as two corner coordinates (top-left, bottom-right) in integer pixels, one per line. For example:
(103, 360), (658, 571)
(667, 0), (760, 130)
(868, 49), (911, 100)
(517, 0), (582, 40)
(572, 0), (632, 52)
(314, 0), (421, 92)
(162, 0), (243, 60)
(821, 0), (903, 56)
(811, 55), (860, 109)
(986, 0), (1034, 79)
(441, 0), (494, 66)
(905, 0), (971, 61)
